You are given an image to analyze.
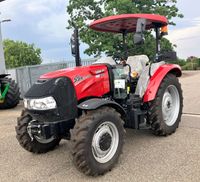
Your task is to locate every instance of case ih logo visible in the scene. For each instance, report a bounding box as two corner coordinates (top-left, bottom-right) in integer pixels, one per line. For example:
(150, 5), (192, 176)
(74, 75), (83, 84)
(74, 75), (92, 85)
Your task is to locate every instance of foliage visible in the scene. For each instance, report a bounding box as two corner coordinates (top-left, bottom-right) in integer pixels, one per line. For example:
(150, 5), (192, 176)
(172, 57), (200, 70)
(67, 0), (183, 59)
(3, 39), (42, 69)
(181, 57), (200, 70)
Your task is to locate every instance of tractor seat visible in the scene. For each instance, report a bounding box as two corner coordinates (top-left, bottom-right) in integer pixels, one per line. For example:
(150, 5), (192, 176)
(124, 55), (149, 76)
(93, 57), (116, 66)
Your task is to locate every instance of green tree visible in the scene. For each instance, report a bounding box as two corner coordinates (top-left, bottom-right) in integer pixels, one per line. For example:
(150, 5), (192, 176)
(3, 39), (42, 69)
(182, 56), (200, 70)
(67, 0), (183, 59)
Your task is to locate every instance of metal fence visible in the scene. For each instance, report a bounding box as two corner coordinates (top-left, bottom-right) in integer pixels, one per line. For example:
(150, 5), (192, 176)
(7, 59), (96, 97)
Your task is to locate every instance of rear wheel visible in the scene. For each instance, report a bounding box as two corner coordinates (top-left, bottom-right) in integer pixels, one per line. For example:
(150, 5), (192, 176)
(70, 107), (125, 176)
(0, 77), (20, 109)
(148, 73), (183, 136)
(15, 110), (61, 153)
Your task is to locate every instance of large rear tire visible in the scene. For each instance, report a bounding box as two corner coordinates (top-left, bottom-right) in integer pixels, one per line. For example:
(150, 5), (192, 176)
(0, 77), (20, 109)
(16, 110), (61, 154)
(148, 73), (183, 136)
(70, 107), (125, 176)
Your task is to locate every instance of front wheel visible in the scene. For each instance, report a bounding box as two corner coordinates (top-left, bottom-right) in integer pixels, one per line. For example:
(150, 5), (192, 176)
(15, 110), (61, 153)
(148, 73), (183, 136)
(70, 107), (125, 176)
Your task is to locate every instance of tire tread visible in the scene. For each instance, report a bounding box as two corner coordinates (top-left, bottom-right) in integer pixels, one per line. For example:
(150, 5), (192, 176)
(148, 74), (183, 136)
(71, 107), (125, 176)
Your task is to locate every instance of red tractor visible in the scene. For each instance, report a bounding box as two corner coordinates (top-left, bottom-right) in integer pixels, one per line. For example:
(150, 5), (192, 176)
(16, 14), (183, 176)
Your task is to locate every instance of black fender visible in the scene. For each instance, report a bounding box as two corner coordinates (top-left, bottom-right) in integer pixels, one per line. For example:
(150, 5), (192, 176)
(78, 98), (126, 117)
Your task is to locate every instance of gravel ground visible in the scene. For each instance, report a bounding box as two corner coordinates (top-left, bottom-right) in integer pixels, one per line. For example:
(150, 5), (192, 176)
(0, 71), (200, 182)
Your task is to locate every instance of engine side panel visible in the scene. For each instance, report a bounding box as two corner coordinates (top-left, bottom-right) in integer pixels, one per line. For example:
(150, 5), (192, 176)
(143, 64), (182, 103)
(40, 64), (110, 101)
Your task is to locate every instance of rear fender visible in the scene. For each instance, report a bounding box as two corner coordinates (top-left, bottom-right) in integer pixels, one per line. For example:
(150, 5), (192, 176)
(78, 98), (126, 117)
(143, 64), (182, 103)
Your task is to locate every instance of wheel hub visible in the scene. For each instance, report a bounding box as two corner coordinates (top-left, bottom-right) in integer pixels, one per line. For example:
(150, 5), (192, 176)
(162, 85), (180, 126)
(99, 133), (112, 151)
(167, 101), (171, 109)
(92, 121), (119, 163)
(163, 92), (173, 113)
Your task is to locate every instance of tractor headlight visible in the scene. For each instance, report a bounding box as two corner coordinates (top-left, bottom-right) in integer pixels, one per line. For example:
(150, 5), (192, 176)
(24, 96), (57, 110)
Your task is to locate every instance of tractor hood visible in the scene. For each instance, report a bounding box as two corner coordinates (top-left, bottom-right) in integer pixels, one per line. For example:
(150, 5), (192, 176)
(40, 66), (86, 80)
(24, 64), (110, 121)
(39, 64), (111, 100)
(40, 64), (107, 84)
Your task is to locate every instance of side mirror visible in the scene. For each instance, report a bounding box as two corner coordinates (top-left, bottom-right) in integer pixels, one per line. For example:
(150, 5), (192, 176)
(134, 18), (146, 45)
(70, 27), (81, 66)
(70, 27), (79, 57)
(136, 18), (146, 33)
(134, 33), (145, 45)
(70, 32), (76, 56)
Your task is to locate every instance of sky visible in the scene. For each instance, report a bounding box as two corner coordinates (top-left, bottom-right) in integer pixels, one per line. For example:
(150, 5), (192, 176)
(0, 0), (199, 63)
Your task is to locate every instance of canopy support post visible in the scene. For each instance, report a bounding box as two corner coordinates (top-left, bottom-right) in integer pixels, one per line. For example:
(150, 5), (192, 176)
(122, 30), (128, 60)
